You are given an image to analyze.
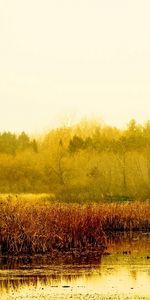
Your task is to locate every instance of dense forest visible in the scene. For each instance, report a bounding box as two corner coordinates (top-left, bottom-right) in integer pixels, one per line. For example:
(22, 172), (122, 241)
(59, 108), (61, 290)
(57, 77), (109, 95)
(1, 119), (150, 201)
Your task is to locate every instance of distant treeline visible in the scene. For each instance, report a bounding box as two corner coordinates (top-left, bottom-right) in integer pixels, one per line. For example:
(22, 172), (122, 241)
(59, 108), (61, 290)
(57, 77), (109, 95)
(0, 132), (37, 154)
(1, 119), (150, 201)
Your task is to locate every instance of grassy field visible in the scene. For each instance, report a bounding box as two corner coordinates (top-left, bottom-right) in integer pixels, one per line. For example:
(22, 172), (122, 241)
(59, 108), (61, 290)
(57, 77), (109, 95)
(0, 194), (150, 255)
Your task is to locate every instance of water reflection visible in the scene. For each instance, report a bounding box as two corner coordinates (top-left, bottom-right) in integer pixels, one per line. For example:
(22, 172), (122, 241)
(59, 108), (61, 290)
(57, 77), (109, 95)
(0, 232), (150, 299)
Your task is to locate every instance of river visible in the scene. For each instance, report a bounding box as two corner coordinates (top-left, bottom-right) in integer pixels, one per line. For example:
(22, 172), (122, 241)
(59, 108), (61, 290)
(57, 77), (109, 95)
(0, 232), (150, 300)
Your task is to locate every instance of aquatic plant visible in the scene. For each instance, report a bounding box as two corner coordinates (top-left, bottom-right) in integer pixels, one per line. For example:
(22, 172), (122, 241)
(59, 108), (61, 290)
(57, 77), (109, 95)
(0, 196), (149, 255)
(0, 198), (106, 255)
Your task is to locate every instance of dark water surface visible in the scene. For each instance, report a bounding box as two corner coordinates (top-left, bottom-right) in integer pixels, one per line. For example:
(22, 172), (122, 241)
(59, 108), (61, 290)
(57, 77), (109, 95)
(0, 232), (150, 300)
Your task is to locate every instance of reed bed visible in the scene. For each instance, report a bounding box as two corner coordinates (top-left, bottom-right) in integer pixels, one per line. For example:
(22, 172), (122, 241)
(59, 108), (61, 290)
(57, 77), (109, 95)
(99, 201), (150, 232)
(0, 196), (150, 255)
(0, 198), (106, 255)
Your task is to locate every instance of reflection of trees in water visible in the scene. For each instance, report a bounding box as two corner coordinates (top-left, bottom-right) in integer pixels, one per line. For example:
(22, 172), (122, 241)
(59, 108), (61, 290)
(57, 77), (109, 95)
(0, 253), (103, 290)
(0, 276), (58, 290)
(1, 233), (150, 292)
(0, 255), (33, 270)
(130, 270), (137, 281)
(130, 268), (150, 281)
(106, 232), (150, 253)
(0, 270), (100, 290)
(0, 251), (102, 270)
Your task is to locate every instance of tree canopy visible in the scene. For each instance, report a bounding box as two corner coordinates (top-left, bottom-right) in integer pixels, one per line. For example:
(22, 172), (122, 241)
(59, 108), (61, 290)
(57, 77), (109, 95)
(0, 120), (150, 201)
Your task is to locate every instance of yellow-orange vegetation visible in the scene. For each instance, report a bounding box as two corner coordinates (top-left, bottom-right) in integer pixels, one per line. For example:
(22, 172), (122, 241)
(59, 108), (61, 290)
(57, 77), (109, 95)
(0, 195), (149, 255)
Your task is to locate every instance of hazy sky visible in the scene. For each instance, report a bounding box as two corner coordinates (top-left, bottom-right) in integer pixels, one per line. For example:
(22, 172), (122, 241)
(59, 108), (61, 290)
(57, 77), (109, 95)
(0, 0), (150, 133)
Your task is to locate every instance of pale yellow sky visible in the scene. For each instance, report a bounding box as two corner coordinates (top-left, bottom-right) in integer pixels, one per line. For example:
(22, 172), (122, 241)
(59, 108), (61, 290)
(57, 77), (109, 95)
(0, 0), (150, 133)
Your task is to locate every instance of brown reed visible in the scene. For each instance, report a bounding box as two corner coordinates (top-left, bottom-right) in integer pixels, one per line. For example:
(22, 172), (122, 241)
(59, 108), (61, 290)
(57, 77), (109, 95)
(0, 196), (149, 255)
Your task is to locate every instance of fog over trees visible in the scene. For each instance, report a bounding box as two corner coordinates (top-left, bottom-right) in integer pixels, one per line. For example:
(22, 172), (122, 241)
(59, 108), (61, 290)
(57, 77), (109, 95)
(0, 119), (150, 201)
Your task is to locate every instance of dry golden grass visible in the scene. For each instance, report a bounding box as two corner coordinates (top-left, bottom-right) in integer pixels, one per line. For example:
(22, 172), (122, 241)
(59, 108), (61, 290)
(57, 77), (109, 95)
(99, 201), (150, 232)
(0, 196), (105, 254)
(0, 195), (149, 255)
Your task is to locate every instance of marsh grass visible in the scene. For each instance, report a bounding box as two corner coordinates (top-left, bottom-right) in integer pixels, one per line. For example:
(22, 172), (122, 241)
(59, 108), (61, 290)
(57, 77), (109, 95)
(0, 195), (150, 255)
(0, 196), (105, 255)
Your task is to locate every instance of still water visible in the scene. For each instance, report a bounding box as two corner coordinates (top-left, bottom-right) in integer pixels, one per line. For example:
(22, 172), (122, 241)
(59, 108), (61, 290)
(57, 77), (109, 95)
(0, 232), (150, 300)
